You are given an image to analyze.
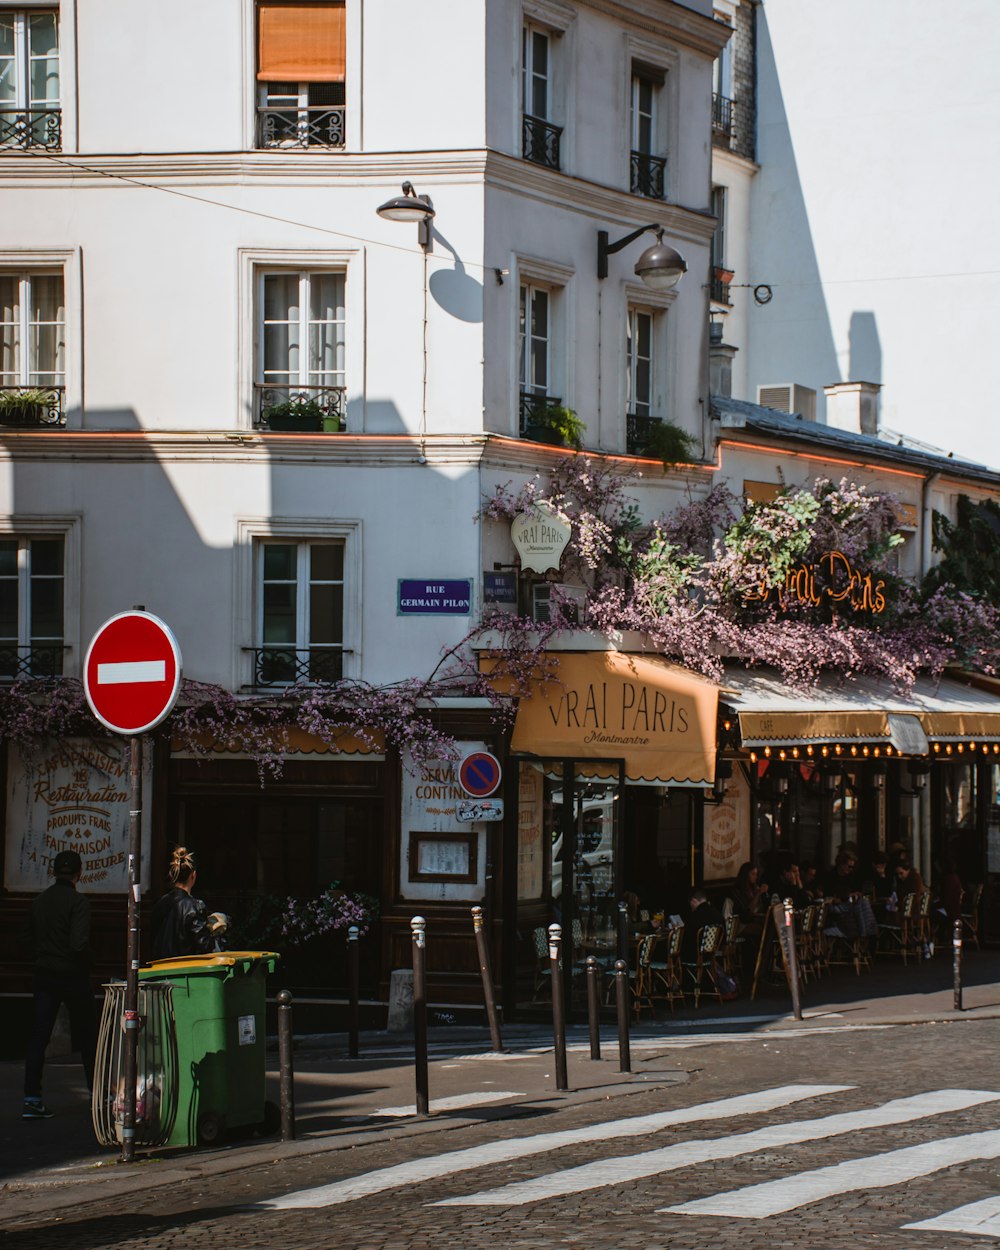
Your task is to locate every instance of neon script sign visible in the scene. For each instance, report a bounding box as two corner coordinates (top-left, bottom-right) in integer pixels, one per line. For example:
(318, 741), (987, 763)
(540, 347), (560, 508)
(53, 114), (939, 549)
(745, 550), (887, 614)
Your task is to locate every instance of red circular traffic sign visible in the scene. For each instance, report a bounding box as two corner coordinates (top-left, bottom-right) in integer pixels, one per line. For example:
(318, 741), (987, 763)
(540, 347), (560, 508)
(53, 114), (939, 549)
(459, 751), (502, 798)
(83, 611), (182, 735)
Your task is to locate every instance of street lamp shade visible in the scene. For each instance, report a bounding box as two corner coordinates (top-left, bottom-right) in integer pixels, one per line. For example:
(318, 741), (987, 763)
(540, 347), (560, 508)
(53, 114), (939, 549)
(634, 228), (687, 291)
(376, 180), (436, 224)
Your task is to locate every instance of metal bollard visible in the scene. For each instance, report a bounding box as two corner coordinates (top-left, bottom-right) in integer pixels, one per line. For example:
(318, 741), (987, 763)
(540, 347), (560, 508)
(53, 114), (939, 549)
(277, 989), (296, 1142)
(617, 899), (630, 962)
(586, 955), (601, 1060)
(411, 916), (430, 1115)
(347, 925), (360, 1059)
(614, 959), (631, 1073)
(953, 918), (963, 1012)
(783, 899), (803, 1021)
(472, 906), (504, 1052)
(548, 923), (569, 1091)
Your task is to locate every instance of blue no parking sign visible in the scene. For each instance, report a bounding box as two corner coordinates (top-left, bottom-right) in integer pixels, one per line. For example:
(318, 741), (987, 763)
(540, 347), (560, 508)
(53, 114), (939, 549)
(459, 751), (502, 798)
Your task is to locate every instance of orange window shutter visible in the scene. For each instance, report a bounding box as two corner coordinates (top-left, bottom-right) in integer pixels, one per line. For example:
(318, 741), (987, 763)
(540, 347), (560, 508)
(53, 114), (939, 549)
(258, 3), (346, 82)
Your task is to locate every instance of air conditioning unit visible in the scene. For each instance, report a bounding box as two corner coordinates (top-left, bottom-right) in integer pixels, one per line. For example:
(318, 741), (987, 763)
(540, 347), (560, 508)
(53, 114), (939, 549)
(757, 383), (816, 422)
(531, 583), (587, 626)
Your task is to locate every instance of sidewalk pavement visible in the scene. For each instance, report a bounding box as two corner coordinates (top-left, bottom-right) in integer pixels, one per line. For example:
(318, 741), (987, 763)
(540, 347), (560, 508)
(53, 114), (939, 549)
(2, 947), (997, 1226)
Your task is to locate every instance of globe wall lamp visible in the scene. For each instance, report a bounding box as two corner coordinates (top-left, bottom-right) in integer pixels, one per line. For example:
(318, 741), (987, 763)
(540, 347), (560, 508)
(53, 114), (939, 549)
(597, 224), (687, 291)
(376, 181), (436, 250)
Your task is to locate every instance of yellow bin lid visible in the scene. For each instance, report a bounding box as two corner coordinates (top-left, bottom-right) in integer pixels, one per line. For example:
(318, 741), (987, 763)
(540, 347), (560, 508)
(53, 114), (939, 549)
(142, 950), (280, 973)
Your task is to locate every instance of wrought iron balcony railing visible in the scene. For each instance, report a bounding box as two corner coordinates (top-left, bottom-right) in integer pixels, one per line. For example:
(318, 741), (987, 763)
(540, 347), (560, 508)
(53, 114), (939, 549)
(712, 93), (734, 139)
(630, 150), (666, 200)
(0, 645), (64, 680)
(256, 105), (346, 150)
(0, 107), (61, 150)
(522, 113), (562, 170)
(626, 412), (662, 457)
(255, 384), (347, 432)
(250, 646), (344, 687)
(0, 386), (66, 428)
(519, 390), (560, 436)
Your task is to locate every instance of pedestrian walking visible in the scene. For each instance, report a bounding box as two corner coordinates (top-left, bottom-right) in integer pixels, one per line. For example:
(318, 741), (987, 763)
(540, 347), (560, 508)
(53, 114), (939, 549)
(21, 849), (97, 1120)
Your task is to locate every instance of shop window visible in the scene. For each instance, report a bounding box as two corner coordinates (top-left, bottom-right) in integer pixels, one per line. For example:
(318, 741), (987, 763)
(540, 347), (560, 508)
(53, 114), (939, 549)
(0, 10), (60, 150)
(0, 535), (64, 678)
(255, 539), (344, 685)
(256, 2), (346, 148)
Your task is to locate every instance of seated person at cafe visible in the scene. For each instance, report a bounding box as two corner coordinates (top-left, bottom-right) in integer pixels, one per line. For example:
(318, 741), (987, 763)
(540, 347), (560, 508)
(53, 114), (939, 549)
(823, 850), (861, 900)
(681, 890), (725, 962)
(732, 862), (768, 936)
(895, 858), (925, 901)
(863, 852), (895, 902)
(777, 862), (811, 910)
(800, 862), (822, 899)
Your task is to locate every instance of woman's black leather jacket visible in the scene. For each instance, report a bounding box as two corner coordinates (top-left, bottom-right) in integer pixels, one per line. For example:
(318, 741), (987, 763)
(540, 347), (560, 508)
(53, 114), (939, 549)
(150, 887), (216, 961)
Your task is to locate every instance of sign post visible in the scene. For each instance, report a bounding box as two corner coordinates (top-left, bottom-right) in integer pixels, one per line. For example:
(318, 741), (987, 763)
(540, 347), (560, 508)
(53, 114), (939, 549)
(83, 609), (182, 1163)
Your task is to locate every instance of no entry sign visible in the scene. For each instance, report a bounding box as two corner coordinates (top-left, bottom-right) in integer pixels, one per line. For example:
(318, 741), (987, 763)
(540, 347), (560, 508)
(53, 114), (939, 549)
(459, 751), (502, 798)
(84, 611), (182, 735)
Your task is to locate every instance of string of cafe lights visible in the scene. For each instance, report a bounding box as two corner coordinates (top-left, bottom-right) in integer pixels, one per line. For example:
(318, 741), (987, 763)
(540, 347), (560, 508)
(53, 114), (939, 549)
(746, 741), (1000, 765)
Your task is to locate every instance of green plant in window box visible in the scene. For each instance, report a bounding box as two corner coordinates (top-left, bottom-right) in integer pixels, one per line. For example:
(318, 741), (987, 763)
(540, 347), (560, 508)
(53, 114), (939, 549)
(523, 404), (585, 449)
(639, 418), (697, 467)
(262, 396), (325, 432)
(0, 388), (58, 427)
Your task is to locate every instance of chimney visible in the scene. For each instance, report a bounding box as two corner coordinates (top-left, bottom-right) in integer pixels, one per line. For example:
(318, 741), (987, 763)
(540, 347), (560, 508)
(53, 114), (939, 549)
(709, 321), (738, 398)
(823, 381), (881, 436)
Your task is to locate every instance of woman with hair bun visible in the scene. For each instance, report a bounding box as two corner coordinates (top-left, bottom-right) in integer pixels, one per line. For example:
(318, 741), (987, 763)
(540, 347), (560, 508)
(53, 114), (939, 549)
(150, 847), (226, 961)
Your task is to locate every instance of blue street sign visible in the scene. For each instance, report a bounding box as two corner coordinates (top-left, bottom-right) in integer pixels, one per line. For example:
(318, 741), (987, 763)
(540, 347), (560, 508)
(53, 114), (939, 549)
(397, 579), (472, 616)
(483, 572), (518, 605)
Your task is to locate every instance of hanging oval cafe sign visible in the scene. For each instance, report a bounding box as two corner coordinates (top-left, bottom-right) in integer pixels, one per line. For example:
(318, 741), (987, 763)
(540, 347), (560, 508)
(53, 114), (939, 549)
(511, 501), (572, 573)
(745, 550), (887, 614)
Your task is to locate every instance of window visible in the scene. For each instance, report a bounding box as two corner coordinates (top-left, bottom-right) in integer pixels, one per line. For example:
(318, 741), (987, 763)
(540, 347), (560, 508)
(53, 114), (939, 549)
(256, 2), (345, 148)
(710, 186), (731, 304)
(256, 540), (344, 685)
(0, 10), (60, 150)
(257, 270), (345, 429)
(0, 271), (65, 424)
(630, 69), (665, 199)
(521, 25), (561, 169)
(712, 23), (733, 141)
(519, 283), (553, 431)
(626, 308), (653, 418)
(0, 536), (63, 678)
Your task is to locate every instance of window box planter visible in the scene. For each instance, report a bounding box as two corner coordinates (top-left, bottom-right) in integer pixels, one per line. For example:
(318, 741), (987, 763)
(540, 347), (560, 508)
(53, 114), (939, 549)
(0, 389), (59, 428)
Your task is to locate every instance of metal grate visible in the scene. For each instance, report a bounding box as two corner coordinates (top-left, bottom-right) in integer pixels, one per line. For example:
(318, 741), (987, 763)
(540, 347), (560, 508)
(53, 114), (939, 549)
(630, 150), (666, 199)
(522, 114), (562, 169)
(0, 107), (61, 150)
(256, 106), (346, 149)
(92, 982), (178, 1149)
(251, 646), (344, 686)
(0, 645), (64, 679)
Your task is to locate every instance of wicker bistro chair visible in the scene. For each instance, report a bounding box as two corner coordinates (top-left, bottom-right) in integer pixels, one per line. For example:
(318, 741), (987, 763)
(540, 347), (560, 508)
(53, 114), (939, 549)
(629, 933), (659, 1020)
(826, 897), (875, 975)
(681, 923), (725, 1008)
(877, 891), (919, 964)
(721, 914), (745, 977)
(531, 926), (553, 1000)
(797, 904), (818, 983)
(962, 883), (984, 951)
(812, 899), (831, 976)
(652, 925), (686, 1012)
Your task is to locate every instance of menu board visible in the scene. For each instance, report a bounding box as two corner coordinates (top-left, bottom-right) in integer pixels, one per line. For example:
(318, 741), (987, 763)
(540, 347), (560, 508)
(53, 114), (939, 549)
(517, 763), (544, 899)
(703, 766), (750, 880)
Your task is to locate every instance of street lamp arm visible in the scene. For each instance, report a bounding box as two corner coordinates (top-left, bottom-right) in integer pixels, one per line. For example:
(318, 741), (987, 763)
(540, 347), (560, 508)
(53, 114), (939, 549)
(597, 224), (661, 279)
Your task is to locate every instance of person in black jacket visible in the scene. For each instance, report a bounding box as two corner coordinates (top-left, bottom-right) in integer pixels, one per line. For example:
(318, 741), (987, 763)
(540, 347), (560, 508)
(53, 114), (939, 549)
(22, 849), (97, 1119)
(150, 847), (226, 961)
(681, 890), (726, 963)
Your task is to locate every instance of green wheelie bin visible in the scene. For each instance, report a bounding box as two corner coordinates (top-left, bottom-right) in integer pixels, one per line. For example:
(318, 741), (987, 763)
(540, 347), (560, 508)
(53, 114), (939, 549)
(139, 950), (279, 1148)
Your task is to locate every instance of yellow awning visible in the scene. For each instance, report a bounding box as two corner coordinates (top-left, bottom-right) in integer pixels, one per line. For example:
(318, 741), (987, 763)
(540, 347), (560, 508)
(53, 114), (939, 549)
(724, 666), (1000, 748)
(504, 651), (719, 786)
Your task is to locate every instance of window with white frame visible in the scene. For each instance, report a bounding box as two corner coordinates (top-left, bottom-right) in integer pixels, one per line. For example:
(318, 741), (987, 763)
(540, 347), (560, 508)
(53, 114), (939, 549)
(0, 535), (63, 678)
(519, 282), (554, 431)
(257, 270), (345, 429)
(256, 1), (345, 148)
(630, 67), (666, 199)
(0, 271), (65, 423)
(0, 10), (60, 150)
(712, 20), (734, 139)
(521, 24), (561, 169)
(626, 307), (653, 418)
(257, 539), (344, 685)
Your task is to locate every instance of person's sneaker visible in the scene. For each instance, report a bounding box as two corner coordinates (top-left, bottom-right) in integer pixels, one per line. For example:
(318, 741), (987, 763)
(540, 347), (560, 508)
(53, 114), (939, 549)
(21, 1098), (53, 1119)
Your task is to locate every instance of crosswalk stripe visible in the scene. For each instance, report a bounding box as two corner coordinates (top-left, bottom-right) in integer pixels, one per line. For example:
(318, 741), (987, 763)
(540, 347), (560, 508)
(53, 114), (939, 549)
(371, 1091), (526, 1117)
(663, 1129), (1000, 1218)
(903, 1194), (1000, 1236)
(260, 1083), (847, 1209)
(436, 1089), (1000, 1207)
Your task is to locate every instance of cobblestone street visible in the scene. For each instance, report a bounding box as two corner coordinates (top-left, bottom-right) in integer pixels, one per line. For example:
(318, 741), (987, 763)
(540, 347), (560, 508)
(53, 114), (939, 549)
(3, 1015), (1000, 1250)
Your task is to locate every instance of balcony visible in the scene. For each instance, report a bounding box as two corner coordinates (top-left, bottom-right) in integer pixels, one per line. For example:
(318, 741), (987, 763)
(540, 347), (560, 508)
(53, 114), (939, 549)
(250, 646), (344, 687)
(626, 413), (661, 457)
(0, 645), (64, 680)
(256, 105), (346, 149)
(712, 93), (734, 141)
(256, 385), (346, 432)
(0, 107), (61, 150)
(710, 267), (734, 305)
(630, 150), (666, 200)
(522, 114), (562, 170)
(519, 390), (560, 436)
(0, 386), (66, 428)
